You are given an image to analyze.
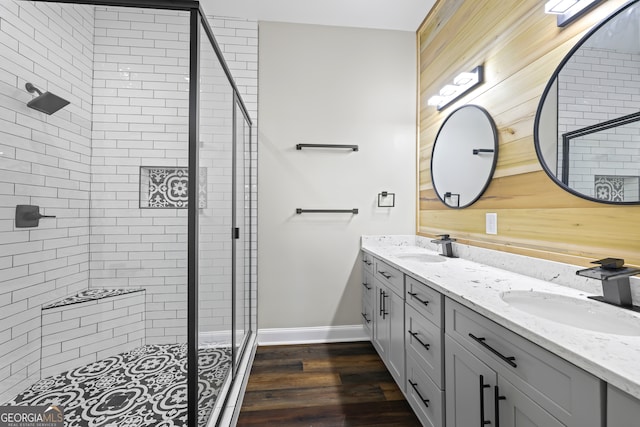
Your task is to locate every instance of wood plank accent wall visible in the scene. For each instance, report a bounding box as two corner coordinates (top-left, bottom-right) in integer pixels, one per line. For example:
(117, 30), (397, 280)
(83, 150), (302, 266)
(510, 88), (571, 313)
(417, 0), (640, 267)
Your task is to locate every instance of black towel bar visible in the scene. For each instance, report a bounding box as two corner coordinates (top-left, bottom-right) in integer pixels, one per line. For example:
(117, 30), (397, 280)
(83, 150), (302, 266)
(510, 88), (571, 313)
(296, 208), (358, 214)
(296, 144), (358, 151)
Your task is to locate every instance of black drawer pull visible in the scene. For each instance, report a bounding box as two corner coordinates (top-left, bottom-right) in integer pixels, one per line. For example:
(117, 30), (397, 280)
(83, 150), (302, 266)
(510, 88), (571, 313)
(407, 292), (429, 307)
(378, 271), (392, 279)
(469, 333), (517, 368)
(361, 313), (371, 323)
(479, 375), (491, 426)
(363, 259), (372, 266)
(381, 291), (388, 319)
(408, 380), (429, 408)
(362, 282), (371, 290)
(495, 385), (506, 427)
(408, 330), (430, 350)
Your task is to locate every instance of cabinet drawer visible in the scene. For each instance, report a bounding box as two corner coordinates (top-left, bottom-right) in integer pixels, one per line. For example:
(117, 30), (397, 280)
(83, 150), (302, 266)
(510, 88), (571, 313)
(406, 275), (442, 328)
(361, 296), (373, 338)
(362, 271), (375, 309)
(406, 304), (443, 387)
(374, 258), (403, 296)
(406, 353), (444, 427)
(362, 252), (374, 274)
(445, 298), (602, 426)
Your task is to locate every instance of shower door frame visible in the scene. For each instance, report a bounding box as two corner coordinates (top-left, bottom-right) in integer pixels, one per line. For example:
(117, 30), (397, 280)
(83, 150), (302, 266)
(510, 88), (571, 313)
(27, 2), (255, 426)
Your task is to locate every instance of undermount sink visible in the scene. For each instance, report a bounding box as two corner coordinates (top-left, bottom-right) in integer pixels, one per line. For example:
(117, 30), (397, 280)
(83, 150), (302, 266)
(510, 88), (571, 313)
(394, 253), (446, 263)
(500, 291), (640, 336)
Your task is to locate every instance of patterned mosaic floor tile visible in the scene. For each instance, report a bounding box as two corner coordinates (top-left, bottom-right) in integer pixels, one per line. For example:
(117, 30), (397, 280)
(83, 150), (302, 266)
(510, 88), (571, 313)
(7, 344), (231, 427)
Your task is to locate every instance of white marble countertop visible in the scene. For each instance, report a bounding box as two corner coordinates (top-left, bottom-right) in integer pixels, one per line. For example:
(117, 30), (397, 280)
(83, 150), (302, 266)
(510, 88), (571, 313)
(362, 235), (640, 400)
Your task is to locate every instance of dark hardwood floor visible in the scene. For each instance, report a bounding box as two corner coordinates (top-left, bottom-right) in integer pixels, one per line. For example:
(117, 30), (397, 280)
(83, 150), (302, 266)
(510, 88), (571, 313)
(236, 341), (421, 426)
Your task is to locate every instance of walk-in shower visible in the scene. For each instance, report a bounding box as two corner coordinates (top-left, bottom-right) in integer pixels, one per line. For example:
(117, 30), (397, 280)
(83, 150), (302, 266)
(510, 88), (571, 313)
(0, 1), (256, 426)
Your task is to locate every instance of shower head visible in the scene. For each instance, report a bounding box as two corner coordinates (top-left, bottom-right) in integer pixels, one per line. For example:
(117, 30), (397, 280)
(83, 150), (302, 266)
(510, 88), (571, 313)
(25, 83), (70, 115)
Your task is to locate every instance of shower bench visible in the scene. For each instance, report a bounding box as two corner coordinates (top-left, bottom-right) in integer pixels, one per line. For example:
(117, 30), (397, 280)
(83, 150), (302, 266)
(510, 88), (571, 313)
(40, 288), (146, 378)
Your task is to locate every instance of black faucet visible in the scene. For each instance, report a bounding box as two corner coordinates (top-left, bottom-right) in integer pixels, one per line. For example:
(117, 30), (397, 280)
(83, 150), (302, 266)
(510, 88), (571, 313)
(430, 234), (457, 258)
(577, 258), (640, 310)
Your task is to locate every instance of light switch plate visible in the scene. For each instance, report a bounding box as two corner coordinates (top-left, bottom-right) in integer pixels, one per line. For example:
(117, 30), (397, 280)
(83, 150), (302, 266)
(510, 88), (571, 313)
(486, 213), (497, 235)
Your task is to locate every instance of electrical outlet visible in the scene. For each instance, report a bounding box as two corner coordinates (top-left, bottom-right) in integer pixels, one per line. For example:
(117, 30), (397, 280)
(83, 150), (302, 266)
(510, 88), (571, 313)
(486, 213), (497, 235)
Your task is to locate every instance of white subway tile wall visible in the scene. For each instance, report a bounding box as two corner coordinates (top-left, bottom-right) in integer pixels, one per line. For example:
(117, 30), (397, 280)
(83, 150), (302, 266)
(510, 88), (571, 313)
(40, 291), (145, 377)
(0, 1), (95, 403)
(558, 47), (640, 200)
(90, 7), (191, 345)
(0, 0), (257, 403)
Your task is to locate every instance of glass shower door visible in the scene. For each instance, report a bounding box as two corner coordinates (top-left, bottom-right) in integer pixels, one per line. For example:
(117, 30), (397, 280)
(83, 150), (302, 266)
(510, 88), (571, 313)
(233, 96), (252, 371)
(196, 21), (234, 426)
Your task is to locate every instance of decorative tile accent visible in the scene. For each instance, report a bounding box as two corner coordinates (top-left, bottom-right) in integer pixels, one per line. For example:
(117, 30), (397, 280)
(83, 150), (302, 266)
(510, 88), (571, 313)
(42, 288), (144, 310)
(595, 175), (625, 202)
(140, 167), (207, 209)
(7, 344), (231, 427)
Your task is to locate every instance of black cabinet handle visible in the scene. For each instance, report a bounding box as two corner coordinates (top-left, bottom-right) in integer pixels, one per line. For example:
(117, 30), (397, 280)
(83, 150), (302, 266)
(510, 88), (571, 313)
(469, 333), (517, 368)
(363, 259), (372, 266)
(379, 271), (392, 279)
(379, 289), (384, 316)
(408, 330), (430, 350)
(362, 282), (371, 290)
(408, 380), (430, 408)
(494, 385), (506, 427)
(361, 313), (370, 323)
(407, 292), (429, 307)
(479, 375), (491, 426)
(381, 291), (389, 319)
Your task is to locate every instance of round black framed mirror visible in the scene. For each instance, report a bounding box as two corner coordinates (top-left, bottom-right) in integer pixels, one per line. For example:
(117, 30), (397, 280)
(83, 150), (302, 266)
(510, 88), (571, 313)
(430, 105), (499, 208)
(535, 0), (640, 204)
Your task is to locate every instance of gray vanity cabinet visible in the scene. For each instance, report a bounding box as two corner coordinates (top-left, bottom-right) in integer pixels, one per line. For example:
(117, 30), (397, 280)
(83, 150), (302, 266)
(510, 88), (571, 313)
(445, 298), (602, 427)
(607, 384), (640, 426)
(370, 257), (405, 390)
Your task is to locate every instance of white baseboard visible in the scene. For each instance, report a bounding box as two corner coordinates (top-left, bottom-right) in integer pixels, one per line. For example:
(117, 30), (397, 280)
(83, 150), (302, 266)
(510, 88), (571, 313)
(257, 324), (369, 346)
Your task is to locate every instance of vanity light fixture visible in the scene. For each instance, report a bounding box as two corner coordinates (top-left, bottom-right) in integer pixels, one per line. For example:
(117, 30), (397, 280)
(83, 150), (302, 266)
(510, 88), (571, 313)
(544, 0), (603, 27)
(545, 0), (579, 14)
(427, 65), (483, 111)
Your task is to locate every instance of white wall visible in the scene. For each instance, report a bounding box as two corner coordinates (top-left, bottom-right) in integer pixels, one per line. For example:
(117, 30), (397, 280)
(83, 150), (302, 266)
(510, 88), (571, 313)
(258, 22), (416, 330)
(0, 1), (94, 402)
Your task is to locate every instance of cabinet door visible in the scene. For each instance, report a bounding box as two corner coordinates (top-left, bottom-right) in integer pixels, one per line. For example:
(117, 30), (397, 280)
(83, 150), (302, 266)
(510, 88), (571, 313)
(445, 335), (497, 427)
(608, 384), (640, 427)
(497, 376), (564, 427)
(373, 281), (389, 358)
(387, 287), (405, 389)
